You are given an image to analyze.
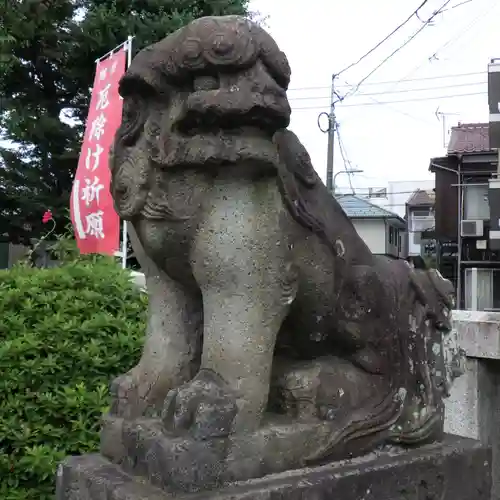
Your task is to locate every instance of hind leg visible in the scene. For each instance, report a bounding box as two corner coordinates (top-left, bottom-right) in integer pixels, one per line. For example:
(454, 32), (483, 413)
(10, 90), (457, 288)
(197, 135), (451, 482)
(110, 226), (202, 419)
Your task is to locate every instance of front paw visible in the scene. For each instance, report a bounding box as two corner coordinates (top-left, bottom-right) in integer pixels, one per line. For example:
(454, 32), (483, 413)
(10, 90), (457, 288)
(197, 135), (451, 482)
(110, 372), (142, 418)
(162, 369), (238, 440)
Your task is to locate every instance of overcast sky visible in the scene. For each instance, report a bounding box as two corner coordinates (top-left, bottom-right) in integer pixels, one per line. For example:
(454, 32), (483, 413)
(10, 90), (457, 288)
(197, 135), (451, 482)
(250, 0), (497, 200)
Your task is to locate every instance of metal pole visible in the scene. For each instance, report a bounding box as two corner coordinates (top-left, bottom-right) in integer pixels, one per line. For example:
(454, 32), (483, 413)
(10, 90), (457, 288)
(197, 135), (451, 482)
(457, 163), (462, 308)
(94, 37), (135, 63)
(442, 114), (446, 148)
(326, 74), (336, 192)
(332, 171), (341, 195)
(332, 169), (363, 194)
(121, 35), (133, 270)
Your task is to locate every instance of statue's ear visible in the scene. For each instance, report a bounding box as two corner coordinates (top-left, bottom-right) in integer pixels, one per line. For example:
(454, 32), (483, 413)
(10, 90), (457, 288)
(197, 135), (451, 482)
(427, 269), (454, 310)
(272, 130), (317, 188)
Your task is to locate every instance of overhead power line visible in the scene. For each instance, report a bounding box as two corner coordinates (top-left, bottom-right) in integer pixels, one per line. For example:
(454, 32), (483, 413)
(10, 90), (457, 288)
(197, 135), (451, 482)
(288, 70), (484, 92)
(439, 0), (473, 11)
(318, 0), (470, 197)
(427, 1), (495, 65)
(335, 128), (356, 194)
(288, 80), (485, 101)
(343, 0), (455, 99)
(387, 0), (496, 91)
(332, 199), (433, 208)
(294, 90), (486, 110)
(335, 0), (430, 77)
(336, 190), (434, 195)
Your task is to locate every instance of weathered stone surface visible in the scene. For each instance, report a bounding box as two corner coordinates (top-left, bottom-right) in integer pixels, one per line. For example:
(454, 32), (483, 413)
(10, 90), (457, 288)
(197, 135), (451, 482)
(57, 436), (491, 500)
(445, 309), (500, 500)
(104, 14), (465, 468)
(100, 414), (397, 493)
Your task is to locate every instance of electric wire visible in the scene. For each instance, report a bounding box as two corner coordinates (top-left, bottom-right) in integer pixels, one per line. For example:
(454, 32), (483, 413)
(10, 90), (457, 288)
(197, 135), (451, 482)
(386, 0), (496, 91)
(335, 0), (430, 77)
(335, 190), (435, 195)
(288, 80), (486, 101)
(293, 90), (486, 111)
(335, 126), (356, 194)
(331, 200), (433, 208)
(337, 77), (440, 124)
(427, 1), (496, 66)
(439, 0), (473, 11)
(287, 70), (484, 92)
(342, 0), (455, 99)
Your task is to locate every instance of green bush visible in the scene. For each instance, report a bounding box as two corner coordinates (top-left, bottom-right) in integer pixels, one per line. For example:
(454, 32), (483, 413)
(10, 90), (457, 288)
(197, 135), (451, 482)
(0, 257), (147, 499)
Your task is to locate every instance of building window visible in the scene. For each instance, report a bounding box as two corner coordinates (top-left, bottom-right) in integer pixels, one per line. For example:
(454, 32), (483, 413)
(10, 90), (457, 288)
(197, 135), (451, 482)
(412, 208), (432, 217)
(389, 226), (394, 244)
(409, 210), (434, 233)
(464, 268), (500, 311)
(463, 184), (489, 220)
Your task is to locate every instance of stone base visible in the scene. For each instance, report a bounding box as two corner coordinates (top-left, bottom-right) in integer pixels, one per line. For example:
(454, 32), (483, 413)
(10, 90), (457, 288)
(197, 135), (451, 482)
(56, 435), (490, 500)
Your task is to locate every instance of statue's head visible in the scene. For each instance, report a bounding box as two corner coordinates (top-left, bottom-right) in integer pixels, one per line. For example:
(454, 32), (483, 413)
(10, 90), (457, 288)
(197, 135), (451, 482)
(110, 16), (293, 220)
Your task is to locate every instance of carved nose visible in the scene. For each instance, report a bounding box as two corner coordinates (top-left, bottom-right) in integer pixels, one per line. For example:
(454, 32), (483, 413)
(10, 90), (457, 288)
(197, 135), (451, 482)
(181, 86), (290, 132)
(180, 68), (290, 133)
(211, 35), (233, 57)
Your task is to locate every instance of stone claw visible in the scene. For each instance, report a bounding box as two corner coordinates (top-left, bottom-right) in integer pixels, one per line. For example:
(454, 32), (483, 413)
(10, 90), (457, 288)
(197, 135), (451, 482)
(110, 372), (140, 418)
(109, 369), (161, 419)
(162, 369), (238, 440)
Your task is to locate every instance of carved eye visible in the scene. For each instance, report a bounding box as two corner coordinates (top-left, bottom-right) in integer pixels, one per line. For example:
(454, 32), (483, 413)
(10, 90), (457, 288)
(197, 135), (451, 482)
(117, 96), (146, 146)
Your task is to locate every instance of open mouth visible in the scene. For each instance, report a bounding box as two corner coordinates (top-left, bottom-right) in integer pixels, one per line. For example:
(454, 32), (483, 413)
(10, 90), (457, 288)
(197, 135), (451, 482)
(176, 107), (287, 139)
(159, 105), (287, 170)
(181, 125), (272, 140)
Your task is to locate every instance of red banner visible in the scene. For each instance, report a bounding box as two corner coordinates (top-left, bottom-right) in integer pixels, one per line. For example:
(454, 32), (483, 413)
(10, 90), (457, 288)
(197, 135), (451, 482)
(70, 48), (126, 255)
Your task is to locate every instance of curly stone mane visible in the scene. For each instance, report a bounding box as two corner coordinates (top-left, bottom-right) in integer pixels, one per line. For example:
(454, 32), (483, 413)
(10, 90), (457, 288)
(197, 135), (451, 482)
(109, 16), (349, 256)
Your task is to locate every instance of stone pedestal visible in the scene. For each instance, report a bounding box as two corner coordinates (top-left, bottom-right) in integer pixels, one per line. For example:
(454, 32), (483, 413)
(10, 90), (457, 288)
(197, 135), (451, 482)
(56, 435), (490, 500)
(445, 310), (500, 499)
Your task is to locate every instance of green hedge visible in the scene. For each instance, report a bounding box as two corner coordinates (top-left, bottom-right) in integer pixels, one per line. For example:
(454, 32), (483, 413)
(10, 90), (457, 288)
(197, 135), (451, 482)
(0, 257), (146, 499)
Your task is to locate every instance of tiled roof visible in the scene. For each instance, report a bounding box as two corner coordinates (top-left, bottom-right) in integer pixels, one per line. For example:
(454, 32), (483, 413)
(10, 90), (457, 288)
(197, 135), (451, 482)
(407, 189), (435, 207)
(336, 194), (402, 220)
(447, 122), (490, 154)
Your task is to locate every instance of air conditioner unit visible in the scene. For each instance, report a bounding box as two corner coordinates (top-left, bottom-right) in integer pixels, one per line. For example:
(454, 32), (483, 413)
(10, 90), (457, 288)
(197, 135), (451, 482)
(461, 219), (484, 237)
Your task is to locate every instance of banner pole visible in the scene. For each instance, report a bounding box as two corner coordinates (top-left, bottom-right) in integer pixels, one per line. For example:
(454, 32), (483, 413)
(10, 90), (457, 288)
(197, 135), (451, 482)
(121, 35), (133, 270)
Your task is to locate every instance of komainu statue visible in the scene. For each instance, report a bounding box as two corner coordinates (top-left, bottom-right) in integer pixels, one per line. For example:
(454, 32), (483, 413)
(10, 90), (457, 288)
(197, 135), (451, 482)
(105, 15), (465, 492)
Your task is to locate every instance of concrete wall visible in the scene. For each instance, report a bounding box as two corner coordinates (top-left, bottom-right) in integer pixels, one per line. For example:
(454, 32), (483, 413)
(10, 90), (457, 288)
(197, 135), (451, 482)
(446, 310), (500, 499)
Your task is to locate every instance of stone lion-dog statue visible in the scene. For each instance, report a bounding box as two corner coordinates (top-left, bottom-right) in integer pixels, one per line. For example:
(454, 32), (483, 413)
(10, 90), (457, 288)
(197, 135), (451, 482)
(104, 15), (465, 489)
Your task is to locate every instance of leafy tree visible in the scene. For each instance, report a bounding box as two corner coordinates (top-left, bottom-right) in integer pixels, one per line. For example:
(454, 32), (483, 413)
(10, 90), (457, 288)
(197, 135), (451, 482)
(0, 0), (251, 242)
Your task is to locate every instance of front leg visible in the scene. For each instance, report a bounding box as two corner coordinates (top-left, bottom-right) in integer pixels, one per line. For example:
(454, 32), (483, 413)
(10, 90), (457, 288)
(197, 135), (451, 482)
(110, 225), (202, 419)
(165, 171), (298, 435)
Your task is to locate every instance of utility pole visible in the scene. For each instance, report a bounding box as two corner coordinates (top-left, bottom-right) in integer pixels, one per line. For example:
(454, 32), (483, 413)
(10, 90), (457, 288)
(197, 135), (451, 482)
(326, 74), (337, 192)
(318, 74), (337, 192)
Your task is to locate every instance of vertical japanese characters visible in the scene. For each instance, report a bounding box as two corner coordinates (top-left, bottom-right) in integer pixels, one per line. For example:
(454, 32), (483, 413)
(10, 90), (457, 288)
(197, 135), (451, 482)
(70, 49), (126, 255)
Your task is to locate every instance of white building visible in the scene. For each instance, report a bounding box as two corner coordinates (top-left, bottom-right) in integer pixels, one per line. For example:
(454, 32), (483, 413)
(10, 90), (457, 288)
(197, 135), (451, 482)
(336, 194), (407, 258)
